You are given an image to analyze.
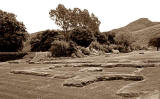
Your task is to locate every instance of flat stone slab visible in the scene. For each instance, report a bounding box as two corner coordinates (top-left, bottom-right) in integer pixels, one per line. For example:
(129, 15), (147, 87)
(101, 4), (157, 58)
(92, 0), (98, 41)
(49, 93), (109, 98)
(43, 61), (93, 64)
(63, 75), (97, 87)
(116, 67), (160, 98)
(63, 73), (143, 87)
(79, 67), (103, 72)
(102, 63), (157, 68)
(28, 61), (41, 64)
(52, 63), (157, 68)
(54, 73), (75, 79)
(11, 70), (51, 77)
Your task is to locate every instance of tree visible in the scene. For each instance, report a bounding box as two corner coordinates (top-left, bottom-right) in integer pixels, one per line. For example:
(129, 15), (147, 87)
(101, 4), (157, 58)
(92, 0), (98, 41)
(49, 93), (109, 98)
(49, 4), (101, 40)
(71, 8), (101, 32)
(0, 10), (28, 52)
(114, 32), (133, 46)
(70, 27), (95, 47)
(114, 32), (134, 52)
(49, 4), (71, 37)
(30, 30), (64, 51)
(149, 36), (160, 51)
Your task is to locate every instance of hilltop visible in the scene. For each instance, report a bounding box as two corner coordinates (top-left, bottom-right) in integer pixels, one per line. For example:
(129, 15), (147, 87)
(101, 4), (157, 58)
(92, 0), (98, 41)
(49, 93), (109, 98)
(111, 18), (160, 33)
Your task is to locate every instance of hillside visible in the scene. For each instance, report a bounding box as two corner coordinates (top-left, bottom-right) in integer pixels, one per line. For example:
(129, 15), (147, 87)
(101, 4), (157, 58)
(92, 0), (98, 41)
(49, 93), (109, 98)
(132, 24), (160, 47)
(110, 18), (160, 48)
(111, 18), (160, 33)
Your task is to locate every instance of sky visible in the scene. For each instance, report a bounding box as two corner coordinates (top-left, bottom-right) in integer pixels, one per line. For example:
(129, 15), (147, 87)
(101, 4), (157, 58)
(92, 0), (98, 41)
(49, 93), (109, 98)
(0, 0), (160, 33)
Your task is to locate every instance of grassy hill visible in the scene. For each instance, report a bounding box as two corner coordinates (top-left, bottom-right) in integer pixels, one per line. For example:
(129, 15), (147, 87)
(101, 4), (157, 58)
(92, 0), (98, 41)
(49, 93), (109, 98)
(111, 18), (160, 33)
(132, 24), (160, 47)
(110, 18), (160, 48)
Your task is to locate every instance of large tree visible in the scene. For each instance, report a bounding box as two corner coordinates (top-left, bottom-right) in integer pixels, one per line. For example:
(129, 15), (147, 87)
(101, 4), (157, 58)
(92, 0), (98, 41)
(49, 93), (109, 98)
(0, 10), (28, 52)
(49, 4), (101, 40)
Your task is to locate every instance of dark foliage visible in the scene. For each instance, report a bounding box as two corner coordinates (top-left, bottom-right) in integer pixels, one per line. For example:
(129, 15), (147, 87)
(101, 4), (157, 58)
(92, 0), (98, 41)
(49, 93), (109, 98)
(149, 36), (160, 51)
(50, 40), (76, 57)
(49, 4), (100, 40)
(89, 41), (109, 53)
(103, 31), (116, 44)
(70, 28), (95, 47)
(0, 52), (27, 62)
(114, 32), (133, 52)
(30, 30), (64, 52)
(94, 32), (108, 44)
(0, 10), (27, 52)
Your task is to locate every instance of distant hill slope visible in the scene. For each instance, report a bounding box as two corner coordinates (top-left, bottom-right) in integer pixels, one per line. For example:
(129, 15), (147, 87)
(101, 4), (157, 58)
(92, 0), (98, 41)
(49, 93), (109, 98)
(110, 18), (160, 48)
(132, 24), (160, 47)
(111, 18), (160, 33)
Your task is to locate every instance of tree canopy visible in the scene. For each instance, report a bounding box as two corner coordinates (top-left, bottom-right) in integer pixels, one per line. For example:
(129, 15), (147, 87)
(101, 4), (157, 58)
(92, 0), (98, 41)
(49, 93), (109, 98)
(30, 30), (64, 51)
(0, 10), (28, 52)
(49, 4), (101, 38)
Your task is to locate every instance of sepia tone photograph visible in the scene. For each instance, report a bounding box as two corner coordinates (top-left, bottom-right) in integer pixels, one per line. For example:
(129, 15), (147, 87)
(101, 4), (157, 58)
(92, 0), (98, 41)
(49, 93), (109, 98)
(0, 0), (160, 99)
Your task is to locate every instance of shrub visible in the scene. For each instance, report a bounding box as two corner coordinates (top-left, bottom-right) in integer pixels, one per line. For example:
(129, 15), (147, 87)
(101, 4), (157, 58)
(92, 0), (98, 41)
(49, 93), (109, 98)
(50, 40), (76, 57)
(117, 45), (130, 53)
(130, 43), (147, 51)
(79, 47), (90, 55)
(114, 32), (133, 46)
(89, 41), (109, 53)
(148, 36), (160, 51)
(94, 32), (108, 44)
(30, 30), (64, 52)
(0, 10), (28, 52)
(70, 28), (95, 47)
(114, 32), (134, 52)
(107, 44), (118, 52)
(0, 52), (27, 62)
(103, 31), (116, 44)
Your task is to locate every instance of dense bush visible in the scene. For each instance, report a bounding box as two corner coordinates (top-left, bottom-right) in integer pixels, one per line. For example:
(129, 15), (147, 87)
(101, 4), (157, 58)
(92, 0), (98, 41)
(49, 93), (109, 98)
(50, 40), (76, 57)
(114, 32), (134, 52)
(130, 43), (148, 51)
(70, 28), (95, 47)
(30, 30), (64, 52)
(94, 32), (108, 44)
(0, 10), (28, 52)
(0, 52), (27, 62)
(78, 46), (90, 55)
(148, 36), (160, 51)
(103, 31), (116, 44)
(89, 41), (109, 53)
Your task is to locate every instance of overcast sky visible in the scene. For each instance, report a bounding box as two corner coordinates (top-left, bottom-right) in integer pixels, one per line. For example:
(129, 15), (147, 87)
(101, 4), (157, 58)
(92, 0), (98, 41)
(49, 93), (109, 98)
(0, 0), (160, 33)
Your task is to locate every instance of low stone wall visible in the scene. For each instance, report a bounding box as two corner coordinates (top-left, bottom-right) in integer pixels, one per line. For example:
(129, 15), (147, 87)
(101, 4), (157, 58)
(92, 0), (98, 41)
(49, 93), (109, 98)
(31, 52), (52, 62)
